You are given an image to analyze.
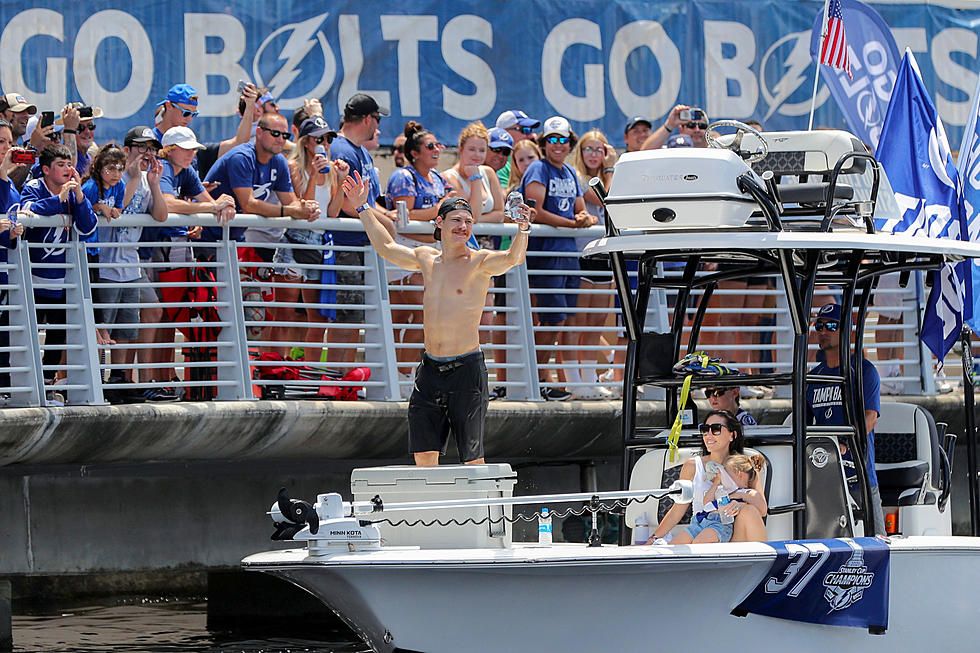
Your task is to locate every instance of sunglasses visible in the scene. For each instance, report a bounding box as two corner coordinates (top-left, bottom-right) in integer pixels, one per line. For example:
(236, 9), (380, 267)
(698, 422), (729, 435)
(518, 126), (534, 135)
(582, 146), (605, 155)
(545, 136), (570, 144)
(104, 164), (125, 172)
(704, 388), (729, 398)
(490, 147), (512, 155)
(259, 125), (292, 140)
(813, 320), (840, 332)
(684, 122), (708, 130)
(371, 113), (383, 123)
(312, 134), (334, 144)
(179, 109), (199, 119)
(424, 141), (443, 150)
(79, 123), (96, 132)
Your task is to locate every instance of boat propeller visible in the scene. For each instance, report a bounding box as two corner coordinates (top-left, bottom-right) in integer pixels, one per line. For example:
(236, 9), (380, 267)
(271, 487), (320, 540)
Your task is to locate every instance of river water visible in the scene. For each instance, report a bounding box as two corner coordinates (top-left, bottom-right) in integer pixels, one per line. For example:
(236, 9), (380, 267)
(12, 599), (370, 653)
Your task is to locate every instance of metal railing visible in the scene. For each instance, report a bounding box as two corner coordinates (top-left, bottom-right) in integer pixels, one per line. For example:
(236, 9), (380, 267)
(0, 213), (931, 407)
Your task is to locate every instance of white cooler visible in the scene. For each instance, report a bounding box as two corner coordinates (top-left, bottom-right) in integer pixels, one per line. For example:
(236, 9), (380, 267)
(351, 464), (518, 549)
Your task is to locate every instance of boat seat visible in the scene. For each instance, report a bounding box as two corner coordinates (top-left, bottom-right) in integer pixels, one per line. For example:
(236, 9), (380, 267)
(873, 402), (945, 509)
(625, 446), (770, 533)
(774, 182), (854, 205)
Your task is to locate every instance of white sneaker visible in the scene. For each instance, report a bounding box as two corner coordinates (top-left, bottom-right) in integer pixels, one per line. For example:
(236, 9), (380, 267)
(936, 380), (954, 394)
(570, 386), (601, 400)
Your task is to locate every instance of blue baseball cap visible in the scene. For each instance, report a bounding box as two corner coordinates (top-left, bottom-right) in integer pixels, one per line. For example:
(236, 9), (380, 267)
(488, 128), (514, 149)
(495, 109), (539, 130)
(816, 303), (842, 322)
(666, 133), (693, 148)
(624, 115), (652, 133)
(158, 83), (198, 107)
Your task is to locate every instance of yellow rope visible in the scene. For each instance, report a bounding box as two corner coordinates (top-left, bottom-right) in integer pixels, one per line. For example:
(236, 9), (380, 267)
(667, 353), (709, 462)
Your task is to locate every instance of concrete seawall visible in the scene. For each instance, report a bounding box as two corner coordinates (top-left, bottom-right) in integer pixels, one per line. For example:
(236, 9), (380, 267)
(0, 394), (974, 598)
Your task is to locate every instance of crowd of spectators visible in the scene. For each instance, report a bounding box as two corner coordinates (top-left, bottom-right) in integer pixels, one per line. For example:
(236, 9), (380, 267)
(0, 82), (855, 405)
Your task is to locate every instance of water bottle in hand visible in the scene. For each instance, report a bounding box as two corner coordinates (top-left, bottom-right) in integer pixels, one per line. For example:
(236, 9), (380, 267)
(504, 190), (523, 221)
(315, 145), (330, 174)
(717, 488), (734, 524)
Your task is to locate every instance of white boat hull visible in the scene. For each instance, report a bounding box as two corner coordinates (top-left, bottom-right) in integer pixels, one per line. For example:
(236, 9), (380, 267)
(243, 537), (980, 652)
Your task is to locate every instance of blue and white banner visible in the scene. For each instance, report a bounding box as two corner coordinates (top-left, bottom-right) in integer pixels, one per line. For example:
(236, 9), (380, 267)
(1, 1), (980, 148)
(957, 73), (980, 336)
(877, 51), (966, 360)
(734, 538), (889, 630)
(809, 0), (901, 149)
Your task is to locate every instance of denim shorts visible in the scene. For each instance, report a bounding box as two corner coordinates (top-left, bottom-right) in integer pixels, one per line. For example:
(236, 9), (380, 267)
(684, 512), (734, 543)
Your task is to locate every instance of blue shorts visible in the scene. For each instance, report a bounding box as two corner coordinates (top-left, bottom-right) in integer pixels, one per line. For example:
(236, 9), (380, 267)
(530, 256), (580, 326)
(684, 512), (734, 543)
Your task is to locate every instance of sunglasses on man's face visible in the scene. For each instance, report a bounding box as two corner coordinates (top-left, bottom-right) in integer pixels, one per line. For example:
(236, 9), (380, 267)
(259, 125), (292, 140)
(546, 136), (569, 145)
(813, 320), (840, 332)
(698, 422), (729, 435)
(684, 122), (708, 130)
(371, 113), (382, 124)
(490, 147), (512, 155)
(79, 123), (96, 133)
(518, 126), (534, 135)
(704, 388), (729, 398)
(312, 134), (334, 145)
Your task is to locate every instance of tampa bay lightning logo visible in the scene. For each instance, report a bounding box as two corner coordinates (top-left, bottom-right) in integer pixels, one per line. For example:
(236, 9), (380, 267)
(823, 540), (875, 610)
(759, 31), (830, 121)
(253, 14), (336, 111)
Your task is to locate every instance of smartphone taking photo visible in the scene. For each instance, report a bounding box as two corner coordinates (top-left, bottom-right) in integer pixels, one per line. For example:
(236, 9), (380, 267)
(40, 111), (54, 128)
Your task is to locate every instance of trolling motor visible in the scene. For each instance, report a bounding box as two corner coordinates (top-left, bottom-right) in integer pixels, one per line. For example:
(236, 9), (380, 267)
(271, 487), (319, 540)
(268, 488), (383, 553)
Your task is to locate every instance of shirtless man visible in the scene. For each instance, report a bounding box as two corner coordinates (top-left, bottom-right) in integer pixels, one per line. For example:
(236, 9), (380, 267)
(342, 170), (530, 466)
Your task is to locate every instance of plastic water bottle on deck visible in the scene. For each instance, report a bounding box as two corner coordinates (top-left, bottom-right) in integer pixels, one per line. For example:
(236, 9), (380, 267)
(717, 488), (734, 524)
(538, 508), (553, 546)
(504, 190), (523, 221)
(633, 513), (650, 545)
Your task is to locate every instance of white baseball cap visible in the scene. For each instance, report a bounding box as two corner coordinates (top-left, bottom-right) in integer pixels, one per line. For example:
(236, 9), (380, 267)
(541, 116), (571, 137)
(495, 109), (540, 130)
(161, 126), (204, 150)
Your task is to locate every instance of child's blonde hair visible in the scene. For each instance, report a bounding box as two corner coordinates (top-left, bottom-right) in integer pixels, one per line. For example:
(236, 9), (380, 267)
(724, 453), (766, 486)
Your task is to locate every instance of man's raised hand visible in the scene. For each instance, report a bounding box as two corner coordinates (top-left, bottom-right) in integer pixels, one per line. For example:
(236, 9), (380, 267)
(342, 170), (369, 215)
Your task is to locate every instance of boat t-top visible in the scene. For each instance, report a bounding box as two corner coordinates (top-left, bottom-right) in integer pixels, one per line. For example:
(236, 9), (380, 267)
(243, 122), (980, 652)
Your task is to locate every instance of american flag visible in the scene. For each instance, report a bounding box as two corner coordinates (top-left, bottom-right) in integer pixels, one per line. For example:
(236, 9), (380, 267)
(819, 0), (852, 79)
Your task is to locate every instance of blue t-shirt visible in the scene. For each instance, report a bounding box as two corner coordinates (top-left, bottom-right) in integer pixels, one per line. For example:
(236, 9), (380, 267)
(520, 159), (581, 254)
(805, 357), (881, 487)
(0, 178), (21, 287)
(158, 159), (207, 238)
(81, 178), (125, 212)
(203, 142), (292, 241)
(330, 135), (376, 246)
(385, 165), (448, 211)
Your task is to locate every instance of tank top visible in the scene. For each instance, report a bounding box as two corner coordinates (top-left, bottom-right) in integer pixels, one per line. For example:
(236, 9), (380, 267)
(691, 456), (739, 514)
(446, 167), (494, 215)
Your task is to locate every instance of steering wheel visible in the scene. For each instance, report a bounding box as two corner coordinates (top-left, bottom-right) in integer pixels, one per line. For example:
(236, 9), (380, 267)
(705, 120), (769, 164)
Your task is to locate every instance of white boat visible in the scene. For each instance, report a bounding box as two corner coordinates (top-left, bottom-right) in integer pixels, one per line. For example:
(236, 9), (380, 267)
(244, 124), (980, 652)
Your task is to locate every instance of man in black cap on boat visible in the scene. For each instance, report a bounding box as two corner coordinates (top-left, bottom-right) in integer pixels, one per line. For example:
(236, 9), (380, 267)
(805, 303), (884, 535)
(342, 172), (531, 466)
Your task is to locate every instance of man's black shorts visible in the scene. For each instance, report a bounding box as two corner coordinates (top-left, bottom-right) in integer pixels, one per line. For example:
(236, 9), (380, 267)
(408, 351), (488, 463)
